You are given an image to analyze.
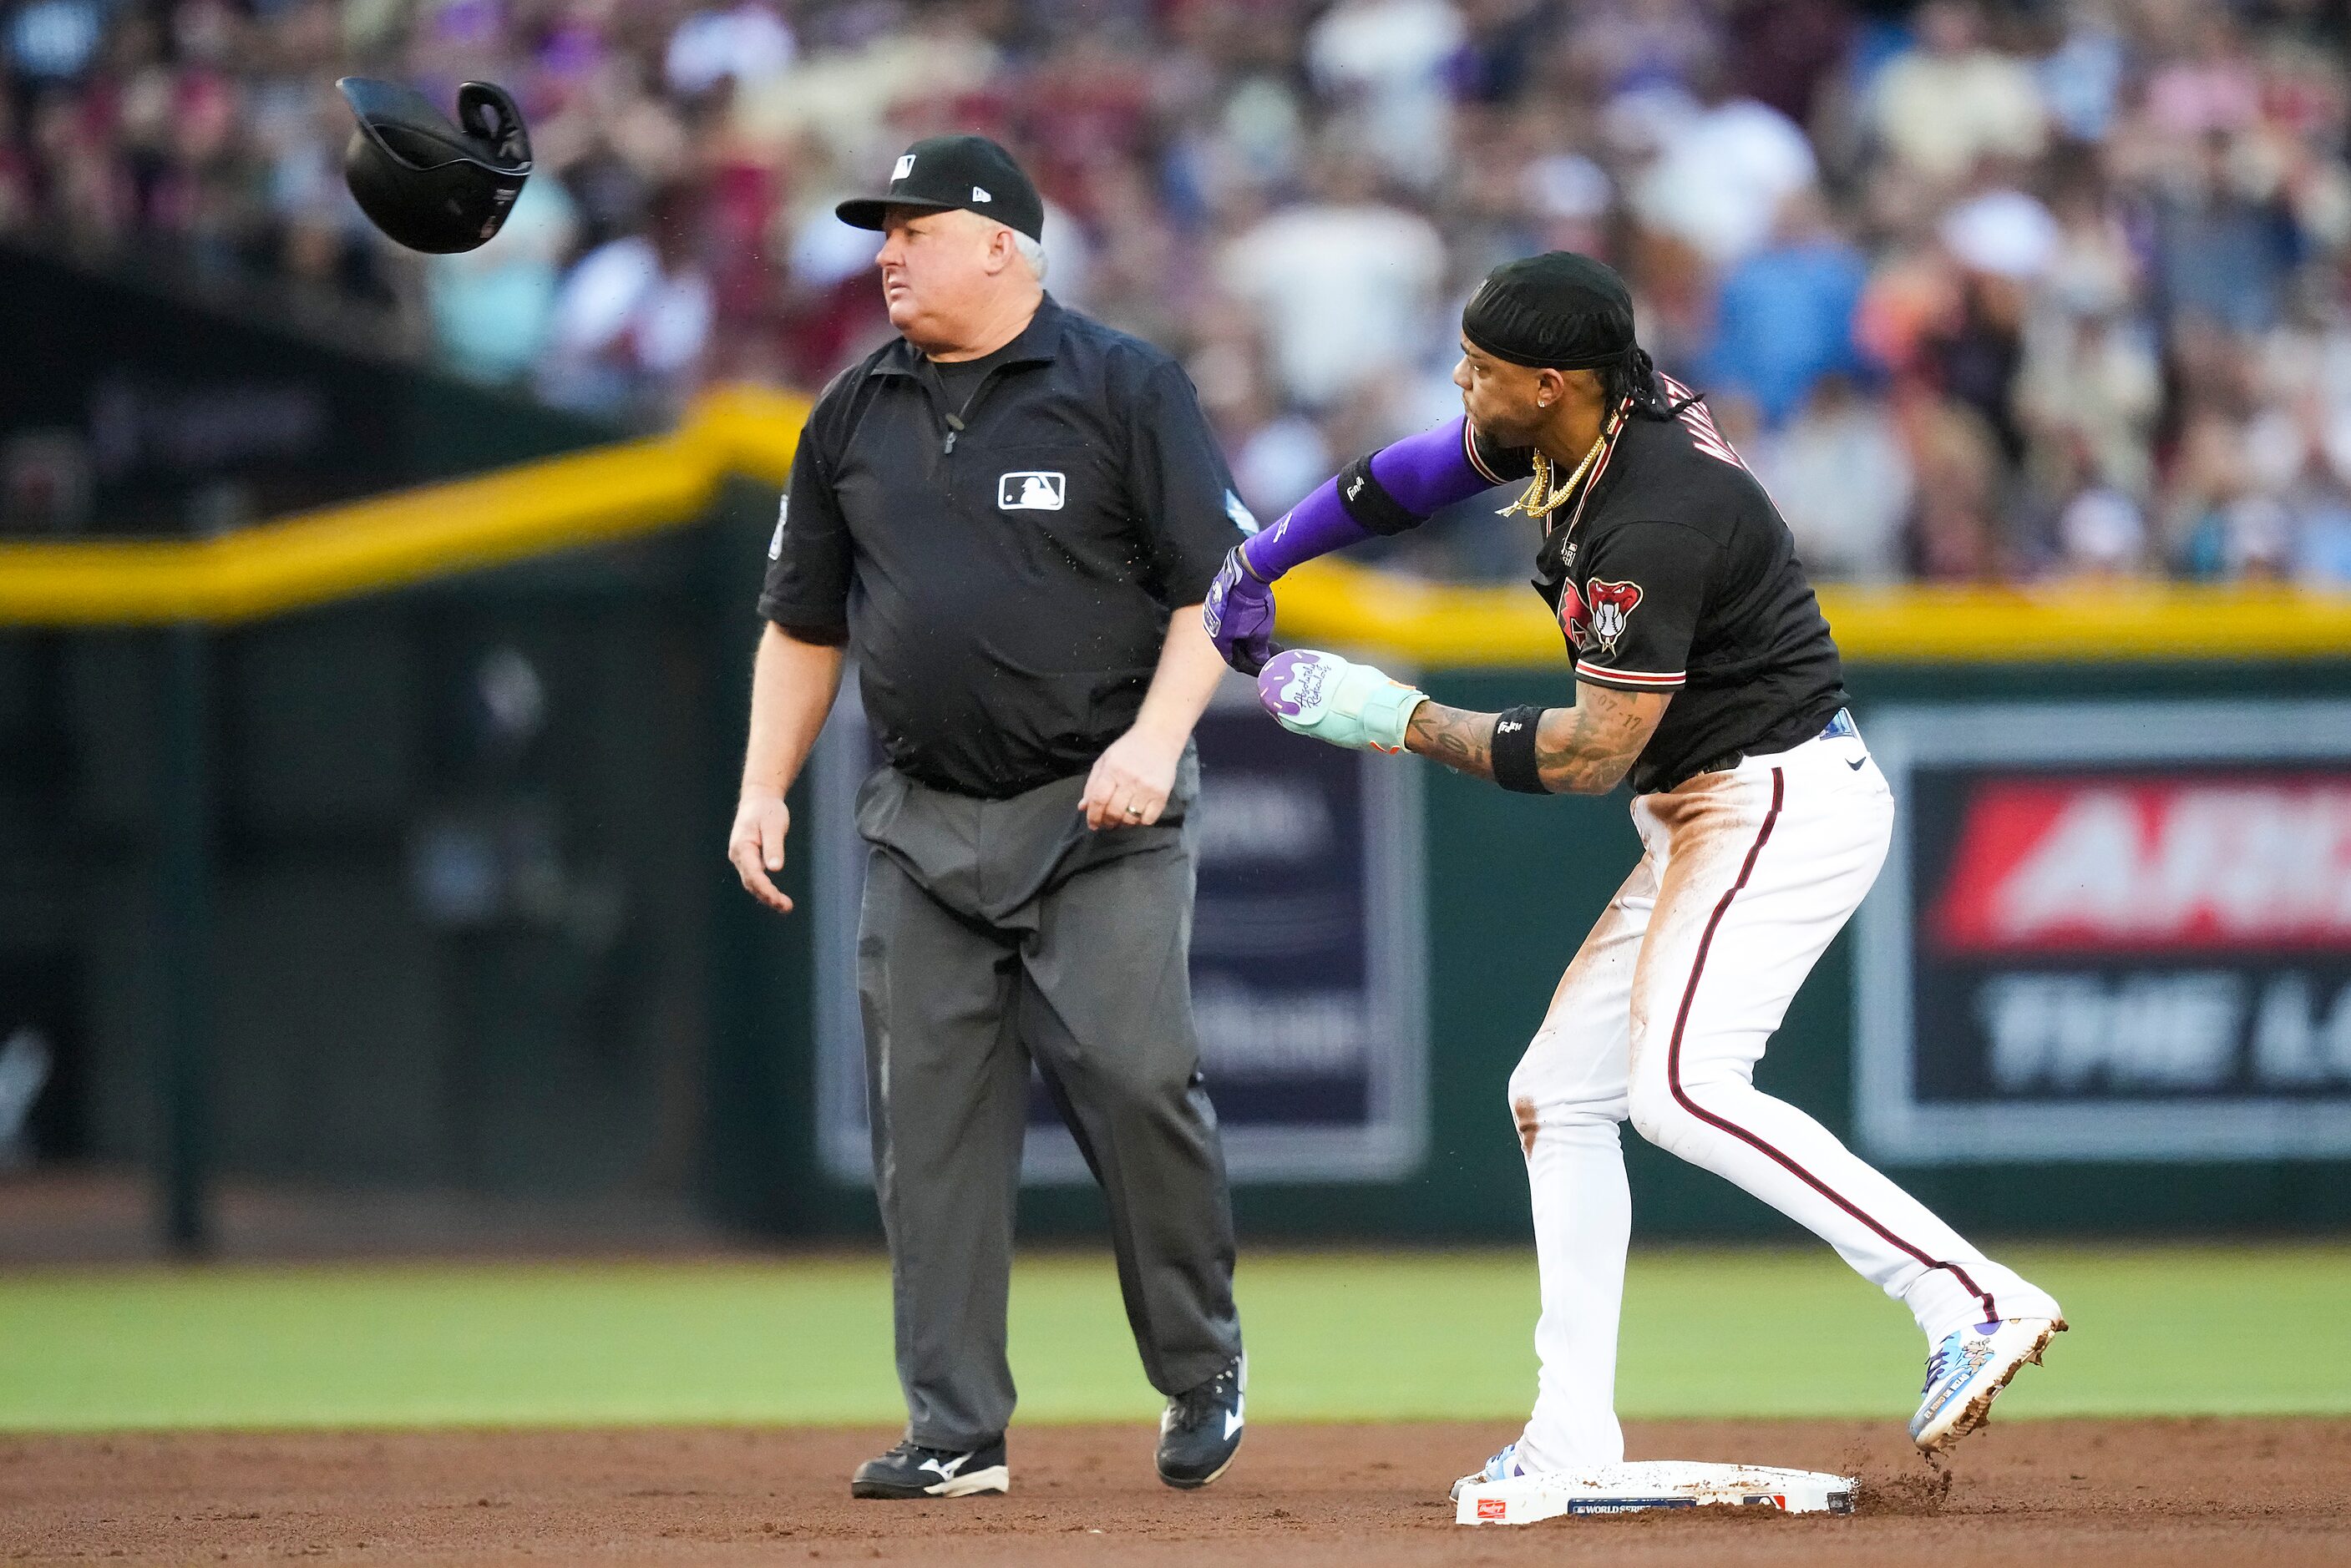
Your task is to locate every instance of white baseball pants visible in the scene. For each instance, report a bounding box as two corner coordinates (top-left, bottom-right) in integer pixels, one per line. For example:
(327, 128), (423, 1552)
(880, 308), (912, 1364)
(1506, 726), (2060, 1474)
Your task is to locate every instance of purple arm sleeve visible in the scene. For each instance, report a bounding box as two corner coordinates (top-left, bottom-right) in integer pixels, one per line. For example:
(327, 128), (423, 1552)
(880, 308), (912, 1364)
(1237, 416), (1496, 579)
(1369, 415), (1497, 513)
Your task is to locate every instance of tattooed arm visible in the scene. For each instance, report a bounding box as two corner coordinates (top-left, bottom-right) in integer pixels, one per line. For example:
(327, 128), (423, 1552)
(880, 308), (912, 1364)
(1405, 683), (1671, 795)
(1254, 650), (1667, 794)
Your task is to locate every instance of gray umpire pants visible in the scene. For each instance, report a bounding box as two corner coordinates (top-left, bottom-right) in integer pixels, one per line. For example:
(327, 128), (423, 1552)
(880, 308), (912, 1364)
(854, 749), (1243, 1451)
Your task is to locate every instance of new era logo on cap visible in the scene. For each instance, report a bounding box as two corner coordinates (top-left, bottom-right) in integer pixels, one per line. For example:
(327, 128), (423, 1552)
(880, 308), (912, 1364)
(893, 154), (915, 181)
(972, 186), (991, 202)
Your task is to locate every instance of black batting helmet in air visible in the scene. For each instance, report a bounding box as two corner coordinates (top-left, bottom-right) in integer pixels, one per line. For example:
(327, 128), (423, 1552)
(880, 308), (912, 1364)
(337, 76), (531, 255)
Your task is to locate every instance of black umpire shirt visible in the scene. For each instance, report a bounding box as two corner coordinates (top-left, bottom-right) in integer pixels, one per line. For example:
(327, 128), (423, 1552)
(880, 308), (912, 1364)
(1464, 373), (1849, 796)
(759, 294), (1250, 799)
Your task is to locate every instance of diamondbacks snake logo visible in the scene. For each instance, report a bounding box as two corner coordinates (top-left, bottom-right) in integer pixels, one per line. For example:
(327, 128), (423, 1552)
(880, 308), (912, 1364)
(1562, 577), (1644, 655)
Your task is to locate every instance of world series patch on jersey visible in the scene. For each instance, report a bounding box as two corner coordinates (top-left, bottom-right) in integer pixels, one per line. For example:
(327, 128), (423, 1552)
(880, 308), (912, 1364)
(1471, 380), (1850, 795)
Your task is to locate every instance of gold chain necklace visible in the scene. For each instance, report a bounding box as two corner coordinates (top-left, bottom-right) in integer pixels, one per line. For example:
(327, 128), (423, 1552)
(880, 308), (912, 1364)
(1501, 406), (1628, 523)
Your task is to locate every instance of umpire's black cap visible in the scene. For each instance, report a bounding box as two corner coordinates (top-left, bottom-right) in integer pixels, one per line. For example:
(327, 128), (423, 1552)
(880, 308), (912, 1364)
(835, 134), (1044, 241)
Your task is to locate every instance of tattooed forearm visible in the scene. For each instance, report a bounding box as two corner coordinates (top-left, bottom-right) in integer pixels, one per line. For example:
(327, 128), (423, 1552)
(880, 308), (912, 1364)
(1403, 685), (1671, 795)
(1404, 701), (1495, 779)
(1533, 695), (1662, 792)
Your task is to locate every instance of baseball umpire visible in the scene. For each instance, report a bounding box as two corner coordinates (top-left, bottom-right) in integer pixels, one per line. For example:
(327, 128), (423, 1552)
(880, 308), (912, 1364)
(727, 135), (1249, 1498)
(1203, 252), (2065, 1492)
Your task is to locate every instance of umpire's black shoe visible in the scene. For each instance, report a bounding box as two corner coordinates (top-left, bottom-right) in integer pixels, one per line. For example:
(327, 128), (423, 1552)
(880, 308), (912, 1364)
(1156, 1352), (1245, 1490)
(849, 1435), (1009, 1499)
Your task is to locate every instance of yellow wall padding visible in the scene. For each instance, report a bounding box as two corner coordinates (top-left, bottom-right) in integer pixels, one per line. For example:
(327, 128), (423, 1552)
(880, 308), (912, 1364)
(0, 385), (809, 626)
(1276, 559), (2351, 665)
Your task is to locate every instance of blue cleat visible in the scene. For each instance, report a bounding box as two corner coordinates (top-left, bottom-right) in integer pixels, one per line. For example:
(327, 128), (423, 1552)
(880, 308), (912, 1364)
(1910, 1317), (2067, 1456)
(1450, 1441), (1527, 1502)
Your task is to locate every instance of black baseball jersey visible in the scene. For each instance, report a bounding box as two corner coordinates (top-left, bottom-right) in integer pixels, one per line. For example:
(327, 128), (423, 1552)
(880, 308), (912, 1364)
(1468, 377), (1848, 794)
(759, 294), (1249, 799)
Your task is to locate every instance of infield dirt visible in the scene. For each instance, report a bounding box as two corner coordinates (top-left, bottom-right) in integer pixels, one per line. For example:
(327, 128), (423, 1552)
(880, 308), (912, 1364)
(5, 1418), (2345, 1567)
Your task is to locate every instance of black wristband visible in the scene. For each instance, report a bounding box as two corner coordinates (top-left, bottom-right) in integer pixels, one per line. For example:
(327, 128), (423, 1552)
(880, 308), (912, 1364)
(1491, 705), (1552, 795)
(1334, 452), (1421, 537)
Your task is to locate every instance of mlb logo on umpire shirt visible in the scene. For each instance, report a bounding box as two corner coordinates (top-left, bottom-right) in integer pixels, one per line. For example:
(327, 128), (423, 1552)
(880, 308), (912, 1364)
(999, 471), (1066, 511)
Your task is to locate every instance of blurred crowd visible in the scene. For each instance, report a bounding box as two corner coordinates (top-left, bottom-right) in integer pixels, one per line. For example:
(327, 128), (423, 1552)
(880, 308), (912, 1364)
(4, 0), (2351, 582)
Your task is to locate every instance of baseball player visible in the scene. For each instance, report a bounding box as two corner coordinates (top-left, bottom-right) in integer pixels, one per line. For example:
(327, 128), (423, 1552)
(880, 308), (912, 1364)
(1202, 252), (2065, 1488)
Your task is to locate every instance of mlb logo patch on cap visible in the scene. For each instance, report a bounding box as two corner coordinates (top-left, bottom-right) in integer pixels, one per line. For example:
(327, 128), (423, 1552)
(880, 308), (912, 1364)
(836, 134), (1046, 241)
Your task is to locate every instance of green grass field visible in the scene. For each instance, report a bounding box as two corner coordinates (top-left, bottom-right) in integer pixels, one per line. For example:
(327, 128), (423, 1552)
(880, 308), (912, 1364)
(1, 1243), (2343, 1433)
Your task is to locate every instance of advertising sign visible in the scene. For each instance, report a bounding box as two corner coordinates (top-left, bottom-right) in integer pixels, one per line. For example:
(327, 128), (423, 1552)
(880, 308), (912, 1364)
(812, 675), (1427, 1185)
(1856, 701), (2351, 1163)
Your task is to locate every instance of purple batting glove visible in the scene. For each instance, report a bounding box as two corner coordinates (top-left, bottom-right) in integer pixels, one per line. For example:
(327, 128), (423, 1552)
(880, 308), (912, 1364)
(1203, 546), (1277, 675)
